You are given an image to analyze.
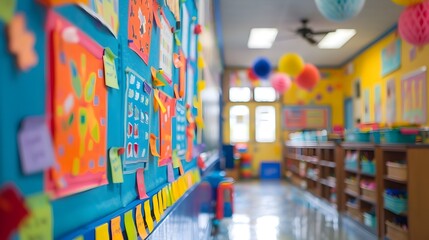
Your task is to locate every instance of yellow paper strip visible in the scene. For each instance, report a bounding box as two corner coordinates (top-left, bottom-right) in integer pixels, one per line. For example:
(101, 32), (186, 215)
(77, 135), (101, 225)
(152, 194), (161, 222)
(153, 89), (166, 113)
(144, 201), (154, 233)
(157, 192), (164, 215)
(95, 223), (110, 240)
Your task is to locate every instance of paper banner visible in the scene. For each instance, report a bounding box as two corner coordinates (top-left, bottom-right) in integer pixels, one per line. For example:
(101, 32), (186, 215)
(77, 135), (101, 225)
(135, 204), (148, 239)
(149, 134), (160, 157)
(124, 69), (152, 173)
(18, 116), (55, 174)
(109, 148), (124, 183)
(128, 0), (153, 64)
(143, 201), (154, 232)
(136, 168), (149, 199)
(0, 184), (29, 240)
(0, 0), (16, 23)
(111, 216), (124, 240)
(124, 210), (137, 240)
(103, 48), (119, 89)
(167, 162), (175, 183)
(19, 194), (52, 240)
(95, 223), (109, 240)
(46, 12), (108, 198)
(152, 195), (161, 222)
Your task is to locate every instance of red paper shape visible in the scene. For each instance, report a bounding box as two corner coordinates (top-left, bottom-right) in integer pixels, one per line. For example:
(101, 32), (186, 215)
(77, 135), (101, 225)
(136, 169), (149, 199)
(0, 184), (29, 239)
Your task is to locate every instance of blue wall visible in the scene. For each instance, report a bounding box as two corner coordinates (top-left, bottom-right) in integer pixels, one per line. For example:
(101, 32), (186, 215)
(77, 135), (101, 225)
(0, 0), (199, 238)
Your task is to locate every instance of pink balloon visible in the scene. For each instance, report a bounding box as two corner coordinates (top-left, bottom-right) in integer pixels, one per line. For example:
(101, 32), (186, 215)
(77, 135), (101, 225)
(399, 2), (429, 46)
(270, 73), (292, 93)
(296, 64), (320, 91)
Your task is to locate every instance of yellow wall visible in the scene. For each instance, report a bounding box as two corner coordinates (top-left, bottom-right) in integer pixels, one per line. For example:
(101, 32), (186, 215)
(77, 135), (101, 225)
(342, 30), (429, 125)
(283, 69), (345, 127)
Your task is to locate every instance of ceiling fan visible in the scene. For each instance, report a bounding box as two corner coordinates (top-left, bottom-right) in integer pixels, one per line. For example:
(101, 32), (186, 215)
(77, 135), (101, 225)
(279, 19), (335, 45)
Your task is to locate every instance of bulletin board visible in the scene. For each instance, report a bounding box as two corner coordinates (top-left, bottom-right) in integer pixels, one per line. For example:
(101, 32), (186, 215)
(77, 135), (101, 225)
(0, 0), (202, 238)
(282, 106), (331, 130)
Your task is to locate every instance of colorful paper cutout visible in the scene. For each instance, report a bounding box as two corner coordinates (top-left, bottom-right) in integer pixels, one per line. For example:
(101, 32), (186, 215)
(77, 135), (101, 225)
(0, 184), (29, 240)
(124, 210), (137, 240)
(186, 122), (196, 162)
(18, 194), (52, 240)
(111, 216), (124, 240)
(178, 51), (187, 98)
(159, 13), (173, 82)
(80, 0), (119, 36)
(149, 133), (160, 157)
(158, 91), (175, 166)
(7, 14), (38, 71)
(165, 0), (180, 21)
(135, 204), (148, 239)
(162, 187), (168, 209)
(18, 116), (55, 175)
(95, 223), (110, 240)
(103, 48), (119, 89)
(143, 201), (154, 232)
(0, 0), (16, 23)
(152, 195), (160, 222)
(124, 69), (152, 173)
(128, 0), (153, 64)
(153, 89), (166, 113)
(136, 168), (149, 199)
(46, 13), (108, 198)
(109, 148), (124, 183)
(40, 0), (88, 6)
(157, 192), (164, 215)
(167, 162), (175, 183)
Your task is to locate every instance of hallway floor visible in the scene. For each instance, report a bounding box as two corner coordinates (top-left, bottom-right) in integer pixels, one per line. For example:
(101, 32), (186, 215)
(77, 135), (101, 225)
(212, 181), (377, 240)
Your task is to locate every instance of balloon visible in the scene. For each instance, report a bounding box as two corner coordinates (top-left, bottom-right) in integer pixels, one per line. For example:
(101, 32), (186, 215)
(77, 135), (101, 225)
(295, 64), (320, 91)
(392, 0), (425, 6)
(278, 53), (305, 77)
(270, 73), (292, 93)
(398, 2), (429, 46)
(247, 68), (258, 81)
(315, 0), (366, 22)
(252, 57), (272, 79)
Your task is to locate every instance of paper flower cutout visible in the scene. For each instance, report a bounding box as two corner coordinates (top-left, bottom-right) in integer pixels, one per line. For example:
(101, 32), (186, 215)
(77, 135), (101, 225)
(7, 14), (38, 71)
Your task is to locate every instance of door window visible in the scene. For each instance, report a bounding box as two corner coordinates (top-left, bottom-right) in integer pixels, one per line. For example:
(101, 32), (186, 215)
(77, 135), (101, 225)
(255, 106), (276, 142)
(229, 105), (250, 143)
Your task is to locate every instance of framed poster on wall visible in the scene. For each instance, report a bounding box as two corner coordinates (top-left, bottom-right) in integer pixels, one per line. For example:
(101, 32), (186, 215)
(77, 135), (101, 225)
(382, 39), (401, 76)
(282, 106), (331, 130)
(386, 78), (396, 124)
(402, 67), (427, 124)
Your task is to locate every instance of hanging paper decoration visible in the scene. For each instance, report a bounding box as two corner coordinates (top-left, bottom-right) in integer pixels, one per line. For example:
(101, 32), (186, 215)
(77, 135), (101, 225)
(252, 57), (272, 79)
(247, 68), (258, 81)
(128, 0), (153, 64)
(392, 0), (425, 6)
(295, 64), (321, 91)
(270, 73), (292, 93)
(194, 24), (202, 34)
(398, 1), (429, 46)
(315, 0), (366, 22)
(278, 53), (305, 77)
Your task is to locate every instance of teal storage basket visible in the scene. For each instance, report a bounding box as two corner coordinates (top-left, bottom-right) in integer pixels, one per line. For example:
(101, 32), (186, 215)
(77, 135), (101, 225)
(345, 161), (358, 171)
(370, 131), (381, 144)
(384, 193), (408, 214)
(361, 162), (376, 175)
(381, 129), (417, 144)
(346, 131), (370, 143)
(363, 213), (377, 229)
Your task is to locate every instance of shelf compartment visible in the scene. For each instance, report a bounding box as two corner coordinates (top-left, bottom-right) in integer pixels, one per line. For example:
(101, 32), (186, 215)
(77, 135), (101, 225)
(384, 175), (407, 184)
(385, 221), (409, 240)
(320, 179), (336, 188)
(345, 189), (360, 198)
(319, 160), (336, 168)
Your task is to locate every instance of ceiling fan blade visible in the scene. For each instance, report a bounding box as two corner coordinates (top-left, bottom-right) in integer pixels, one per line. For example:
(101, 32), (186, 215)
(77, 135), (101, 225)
(305, 37), (318, 45)
(312, 30), (335, 35)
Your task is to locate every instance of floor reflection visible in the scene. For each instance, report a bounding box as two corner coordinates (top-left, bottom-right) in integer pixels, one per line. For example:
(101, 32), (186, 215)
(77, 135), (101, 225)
(212, 181), (376, 240)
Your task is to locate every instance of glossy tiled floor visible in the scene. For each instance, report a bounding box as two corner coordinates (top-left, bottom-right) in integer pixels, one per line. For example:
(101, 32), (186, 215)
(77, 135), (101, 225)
(212, 181), (377, 240)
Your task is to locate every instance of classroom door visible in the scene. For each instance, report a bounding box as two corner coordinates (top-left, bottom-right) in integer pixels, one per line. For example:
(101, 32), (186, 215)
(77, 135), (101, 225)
(223, 101), (282, 177)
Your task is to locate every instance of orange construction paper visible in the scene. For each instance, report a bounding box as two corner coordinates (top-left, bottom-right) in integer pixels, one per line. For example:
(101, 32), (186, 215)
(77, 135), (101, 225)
(149, 134), (160, 157)
(46, 12), (108, 198)
(152, 0), (162, 29)
(158, 92), (175, 166)
(39, 0), (88, 6)
(128, 0), (153, 64)
(135, 204), (148, 239)
(110, 216), (124, 240)
(178, 50), (186, 98)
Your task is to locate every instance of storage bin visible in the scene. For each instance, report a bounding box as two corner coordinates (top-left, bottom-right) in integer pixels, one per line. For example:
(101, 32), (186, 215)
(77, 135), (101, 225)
(386, 162), (407, 181)
(361, 187), (376, 202)
(361, 161), (376, 175)
(345, 179), (359, 194)
(380, 129), (417, 144)
(346, 131), (370, 143)
(363, 212), (377, 229)
(370, 130), (381, 144)
(384, 193), (408, 214)
(386, 221), (408, 240)
(345, 160), (358, 171)
(346, 204), (361, 222)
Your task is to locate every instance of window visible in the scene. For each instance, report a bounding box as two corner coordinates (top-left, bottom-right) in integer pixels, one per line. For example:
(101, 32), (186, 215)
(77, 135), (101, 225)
(254, 87), (277, 102)
(229, 106), (249, 143)
(229, 87), (251, 102)
(255, 106), (276, 142)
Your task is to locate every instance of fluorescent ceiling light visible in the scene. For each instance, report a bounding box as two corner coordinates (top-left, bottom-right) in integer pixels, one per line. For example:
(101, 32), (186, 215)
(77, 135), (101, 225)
(318, 29), (356, 49)
(248, 28), (278, 49)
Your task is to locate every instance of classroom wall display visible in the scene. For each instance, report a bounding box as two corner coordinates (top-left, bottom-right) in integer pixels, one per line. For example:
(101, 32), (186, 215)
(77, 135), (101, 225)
(381, 39), (401, 76)
(402, 67), (427, 124)
(374, 84), (382, 123)
(128, 0), (153, 64)
(159, 13), (174, 83)
(123, 68), (152, 173)
(386, 78), (396, 123)
(80, 0), (119, 36)
(282, 106), (330, 130)
(46, 12), (108, 198)
(158, 91), (175, 166)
